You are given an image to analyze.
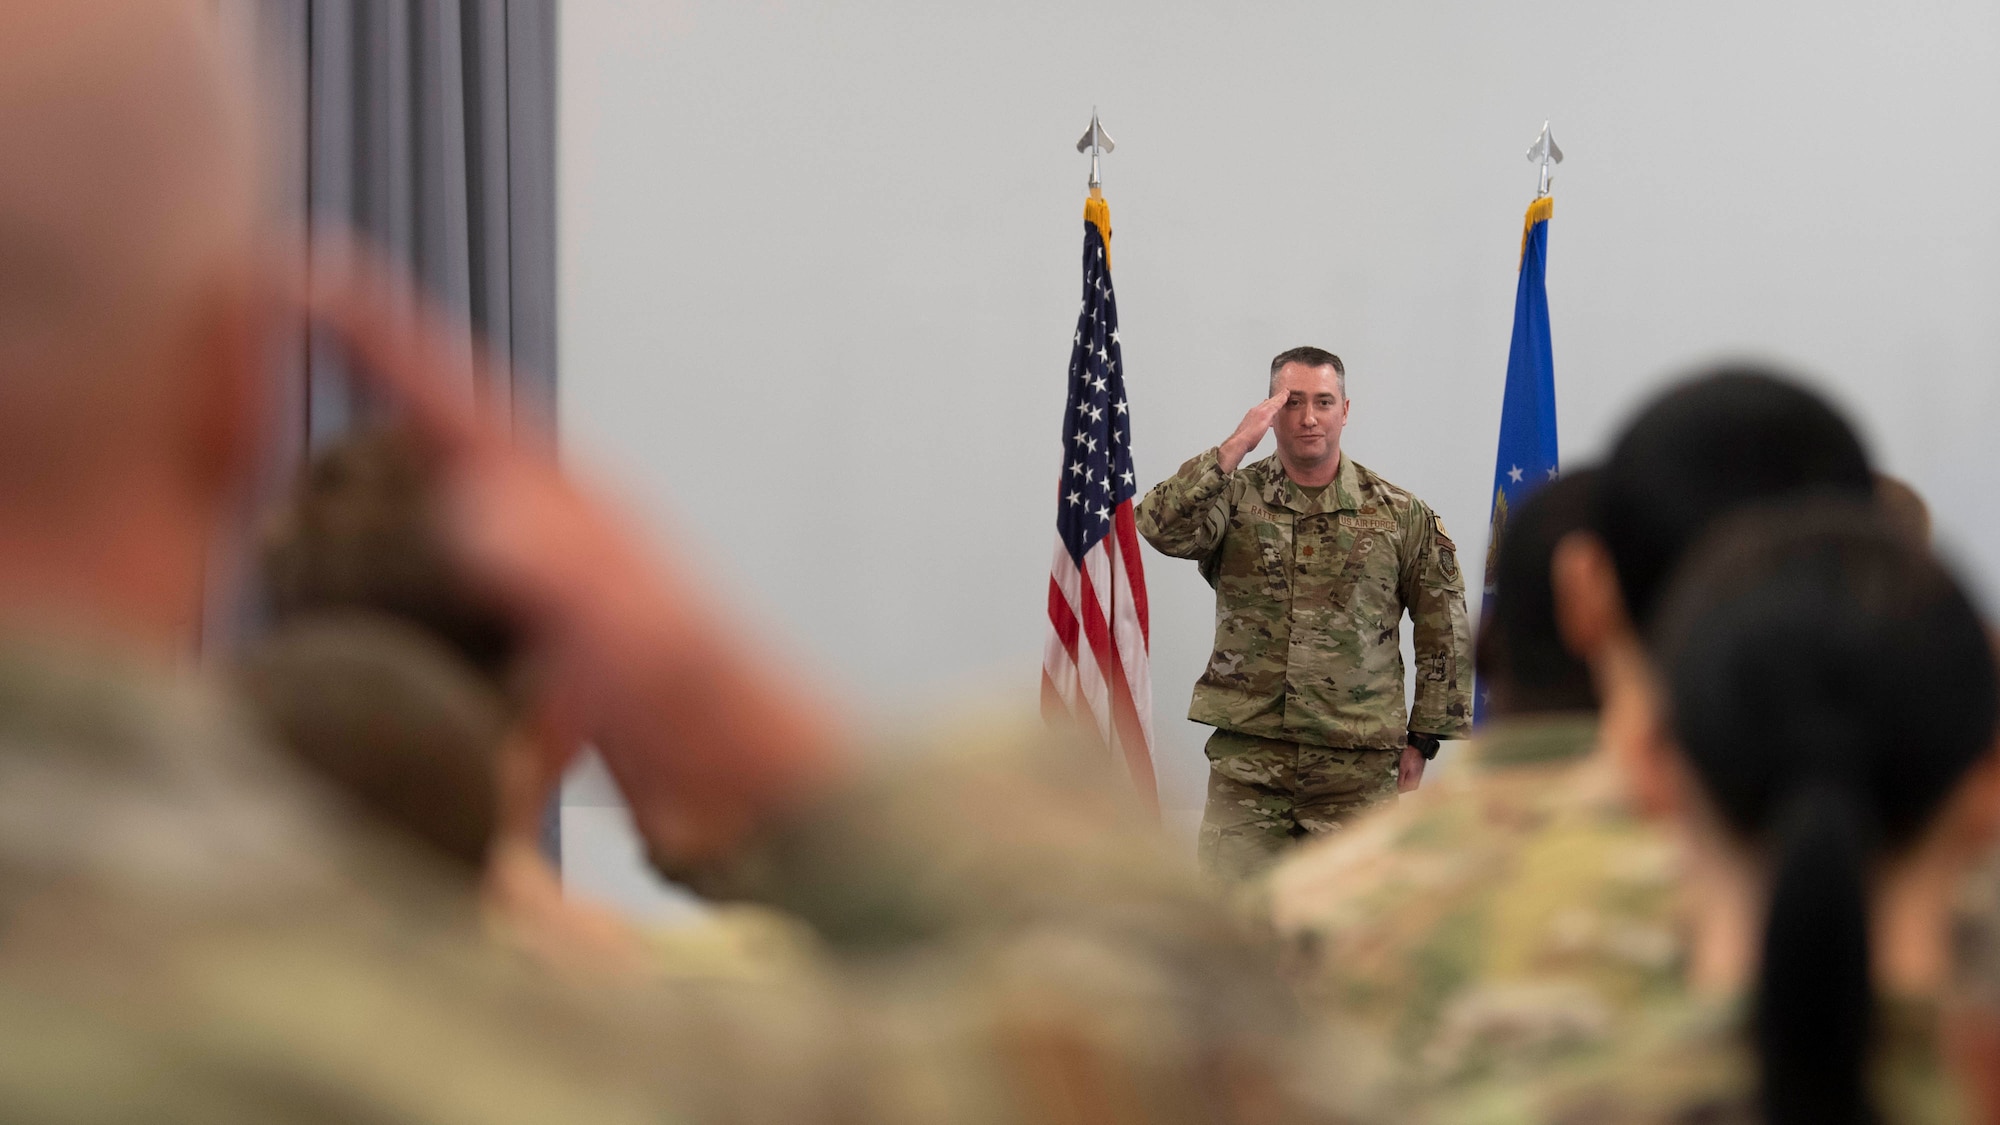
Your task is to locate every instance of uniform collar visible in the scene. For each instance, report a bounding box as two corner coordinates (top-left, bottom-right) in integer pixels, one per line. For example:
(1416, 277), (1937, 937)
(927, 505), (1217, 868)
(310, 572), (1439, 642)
(1259, 453), (1363, 515)
(1471, 712), (1600, 770)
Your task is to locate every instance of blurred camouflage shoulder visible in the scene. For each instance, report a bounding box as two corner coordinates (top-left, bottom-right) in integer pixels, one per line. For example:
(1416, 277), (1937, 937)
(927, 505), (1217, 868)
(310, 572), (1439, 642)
(0, 635), (840, 1124)
(0, 633), (1341, 1123)
(1412, 991), (1964, 1125)
(666, 713), (1333, 1123)
(1265, 716), (1684, 1120)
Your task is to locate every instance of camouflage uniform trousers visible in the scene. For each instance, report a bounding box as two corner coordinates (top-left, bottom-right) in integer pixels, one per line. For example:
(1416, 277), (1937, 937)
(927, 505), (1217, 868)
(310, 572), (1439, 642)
(1197, 729), (1399, 880)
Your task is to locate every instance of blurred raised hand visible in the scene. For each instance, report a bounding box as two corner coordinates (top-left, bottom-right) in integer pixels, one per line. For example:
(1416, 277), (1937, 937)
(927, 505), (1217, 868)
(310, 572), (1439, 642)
(305, 239), (853, 865)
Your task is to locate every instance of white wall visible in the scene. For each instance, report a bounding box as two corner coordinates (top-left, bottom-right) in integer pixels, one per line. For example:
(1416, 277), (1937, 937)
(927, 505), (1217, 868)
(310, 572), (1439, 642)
(558, 0), (2000, 905)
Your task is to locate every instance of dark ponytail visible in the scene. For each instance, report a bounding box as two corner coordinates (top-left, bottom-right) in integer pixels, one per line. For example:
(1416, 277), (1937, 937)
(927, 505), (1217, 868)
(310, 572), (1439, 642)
(1757, 784), (1877, 1125)
(1651, 503), (1999, 1125)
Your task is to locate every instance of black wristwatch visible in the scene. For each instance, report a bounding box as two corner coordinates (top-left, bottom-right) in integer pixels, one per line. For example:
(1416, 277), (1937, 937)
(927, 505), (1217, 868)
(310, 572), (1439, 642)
(1407, 732), (1442, 760)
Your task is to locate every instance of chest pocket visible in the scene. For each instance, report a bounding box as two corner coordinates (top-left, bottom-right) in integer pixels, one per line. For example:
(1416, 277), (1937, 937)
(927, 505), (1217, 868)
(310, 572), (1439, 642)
(1333, 516), (1402, 620)
(1207, 502), (1294, 598)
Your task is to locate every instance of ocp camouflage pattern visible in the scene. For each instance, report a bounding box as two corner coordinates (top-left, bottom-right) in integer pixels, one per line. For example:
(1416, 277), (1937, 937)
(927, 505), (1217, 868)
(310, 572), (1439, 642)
(1136, 447), (1472, 749)
(1266, 717), (1975, 1124)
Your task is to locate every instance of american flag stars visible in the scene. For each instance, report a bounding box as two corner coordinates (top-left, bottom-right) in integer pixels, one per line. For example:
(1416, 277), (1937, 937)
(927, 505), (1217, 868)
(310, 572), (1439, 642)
(1054, 220), (1136, 564)
(1040, 191), (1159, 812)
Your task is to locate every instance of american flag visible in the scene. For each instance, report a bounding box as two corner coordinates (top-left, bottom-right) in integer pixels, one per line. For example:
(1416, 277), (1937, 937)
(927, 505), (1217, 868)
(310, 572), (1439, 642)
(1040, 197), (1158, 812)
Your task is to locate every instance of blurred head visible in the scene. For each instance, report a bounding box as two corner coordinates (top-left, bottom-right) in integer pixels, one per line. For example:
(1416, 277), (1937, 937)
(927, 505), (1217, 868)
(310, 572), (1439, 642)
(0, 2), (270, 651)
(1267, 347), (1349, 472)
(1476, 469), (1599, 718)
(1596, 370), (1875, 633)
(1644, 504), (2000, 1125)
(1553, 368), (1875, 774)
(260, 427), (560, 849)
(262, 427), (520, 685)
(237, 615), (507, 872)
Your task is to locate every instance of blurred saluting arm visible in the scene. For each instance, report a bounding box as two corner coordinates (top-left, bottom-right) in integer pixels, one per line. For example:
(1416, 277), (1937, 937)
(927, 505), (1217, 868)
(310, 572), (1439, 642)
(307, 245), (856, 872)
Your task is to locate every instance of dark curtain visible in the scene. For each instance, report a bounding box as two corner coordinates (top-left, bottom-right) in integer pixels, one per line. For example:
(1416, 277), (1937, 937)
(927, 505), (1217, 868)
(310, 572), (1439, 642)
(206, 0), (556, 638)
(207, 0), (559, 855)
(256, 0), (556, 453)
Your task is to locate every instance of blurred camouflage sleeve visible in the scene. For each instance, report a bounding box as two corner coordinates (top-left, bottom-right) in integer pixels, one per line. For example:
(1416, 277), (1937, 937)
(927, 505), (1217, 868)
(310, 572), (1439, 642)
(649, 732), (1320, 1124)
(1135, 447), (1233, 563)
(658, 732), (1182, 952)
(1398, 500), (1473, 739)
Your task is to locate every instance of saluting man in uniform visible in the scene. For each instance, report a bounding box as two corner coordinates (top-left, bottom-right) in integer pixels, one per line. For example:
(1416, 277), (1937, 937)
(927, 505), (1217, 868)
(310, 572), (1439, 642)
(1137, 347), (1473, 879)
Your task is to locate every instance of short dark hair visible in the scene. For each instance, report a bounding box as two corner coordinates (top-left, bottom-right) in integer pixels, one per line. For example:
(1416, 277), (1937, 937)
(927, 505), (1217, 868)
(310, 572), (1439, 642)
(1269, 346), (1346, 396)
(1596, 367), (1873, 631)
(260, 427), (520, 689)
(1477, 469), (1599, 717)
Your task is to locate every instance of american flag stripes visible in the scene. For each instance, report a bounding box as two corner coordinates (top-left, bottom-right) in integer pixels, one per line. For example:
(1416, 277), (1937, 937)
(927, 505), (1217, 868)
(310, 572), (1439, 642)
(1040, 195), (1159, 813)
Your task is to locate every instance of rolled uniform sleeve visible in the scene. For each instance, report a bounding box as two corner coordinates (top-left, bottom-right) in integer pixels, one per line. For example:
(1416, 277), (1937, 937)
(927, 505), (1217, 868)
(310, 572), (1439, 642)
(1135, 447), (1233, 563)
(1398, 501), (1473, 739)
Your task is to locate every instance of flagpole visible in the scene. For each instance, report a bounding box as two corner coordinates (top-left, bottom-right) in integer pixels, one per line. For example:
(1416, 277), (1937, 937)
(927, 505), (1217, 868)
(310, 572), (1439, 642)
(1477, 123), (1564, 726)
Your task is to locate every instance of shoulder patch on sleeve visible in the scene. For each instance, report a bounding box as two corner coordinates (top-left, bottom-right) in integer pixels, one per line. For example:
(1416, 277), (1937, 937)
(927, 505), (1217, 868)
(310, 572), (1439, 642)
(1433, 512), (1456, 551)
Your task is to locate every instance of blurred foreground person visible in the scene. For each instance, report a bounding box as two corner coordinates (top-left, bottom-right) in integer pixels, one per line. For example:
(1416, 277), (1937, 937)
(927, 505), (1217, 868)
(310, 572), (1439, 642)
(1266, 470), (1673, 1120)
(244, 429), (818, 983)
(251, 429), (519, 870)
(1266, 369), (1880, 1122)
(248, 430), (662, 975)
(1570, 506), (2000, 1124)
(0, 4), (806, 1121)
(239, 615), (720, 980)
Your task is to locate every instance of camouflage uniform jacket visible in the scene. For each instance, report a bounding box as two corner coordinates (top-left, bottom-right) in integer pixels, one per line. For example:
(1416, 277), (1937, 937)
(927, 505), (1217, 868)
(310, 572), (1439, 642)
(0, 634), (1328, 1124)
(1136, 447), (1471, 749)
(1263, 715), (1686, 1122)
(1422, 991), (1968, 1125)
(0, 636), (858, 1124)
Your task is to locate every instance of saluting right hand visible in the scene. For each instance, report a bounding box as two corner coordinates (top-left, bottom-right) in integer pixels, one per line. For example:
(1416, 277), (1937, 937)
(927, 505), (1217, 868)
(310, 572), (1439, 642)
(1219, 390), (1287, 473)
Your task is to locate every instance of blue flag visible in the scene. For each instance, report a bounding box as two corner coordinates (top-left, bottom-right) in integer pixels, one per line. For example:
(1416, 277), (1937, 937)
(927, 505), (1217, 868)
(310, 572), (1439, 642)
(1478, 196), (1558, 725)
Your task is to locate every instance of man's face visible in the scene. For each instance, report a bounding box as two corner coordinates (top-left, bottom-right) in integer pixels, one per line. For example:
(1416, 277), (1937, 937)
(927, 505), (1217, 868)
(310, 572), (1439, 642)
(1272, 363), (1349, 469)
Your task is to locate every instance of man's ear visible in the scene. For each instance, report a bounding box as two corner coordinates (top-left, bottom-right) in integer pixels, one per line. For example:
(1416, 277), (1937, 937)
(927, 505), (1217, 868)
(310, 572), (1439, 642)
(1552, 531), (1626, 663)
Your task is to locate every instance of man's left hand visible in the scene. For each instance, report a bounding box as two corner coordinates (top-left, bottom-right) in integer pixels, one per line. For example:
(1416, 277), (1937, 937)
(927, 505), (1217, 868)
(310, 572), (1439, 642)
(1398, 743), (1428, 792)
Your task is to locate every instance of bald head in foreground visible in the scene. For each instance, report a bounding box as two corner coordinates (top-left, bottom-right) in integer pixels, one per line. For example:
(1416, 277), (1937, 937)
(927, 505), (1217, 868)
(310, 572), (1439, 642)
(0, 0), (267, 653)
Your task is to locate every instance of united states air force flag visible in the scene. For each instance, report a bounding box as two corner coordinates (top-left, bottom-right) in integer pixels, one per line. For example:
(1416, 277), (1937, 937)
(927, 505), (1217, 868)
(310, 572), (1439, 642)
(1040, 192), (1159, 813)
(1479, 195), (1558, 724)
